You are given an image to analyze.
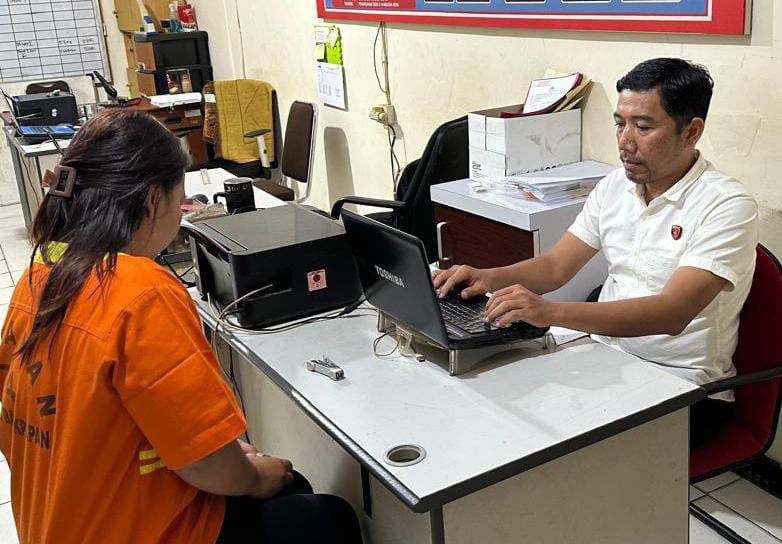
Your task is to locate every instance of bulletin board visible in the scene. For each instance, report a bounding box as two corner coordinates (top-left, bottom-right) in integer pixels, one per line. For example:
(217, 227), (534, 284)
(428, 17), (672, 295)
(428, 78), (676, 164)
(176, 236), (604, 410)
(0, 0), (111, 83)
(317, 0), (752, 36)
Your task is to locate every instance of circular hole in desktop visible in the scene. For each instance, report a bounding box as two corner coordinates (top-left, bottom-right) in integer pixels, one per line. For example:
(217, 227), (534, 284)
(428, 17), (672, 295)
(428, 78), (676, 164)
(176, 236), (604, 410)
(384, 444), (426, 467)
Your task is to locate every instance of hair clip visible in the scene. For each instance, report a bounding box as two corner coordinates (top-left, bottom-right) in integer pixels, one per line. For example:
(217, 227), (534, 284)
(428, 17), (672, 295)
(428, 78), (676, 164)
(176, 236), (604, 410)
(43, 165), (77, 198)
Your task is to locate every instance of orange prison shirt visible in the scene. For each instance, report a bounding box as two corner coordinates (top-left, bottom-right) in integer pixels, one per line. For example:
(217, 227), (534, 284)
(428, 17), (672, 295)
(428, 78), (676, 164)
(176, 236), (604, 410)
(0, 253), (247, 544)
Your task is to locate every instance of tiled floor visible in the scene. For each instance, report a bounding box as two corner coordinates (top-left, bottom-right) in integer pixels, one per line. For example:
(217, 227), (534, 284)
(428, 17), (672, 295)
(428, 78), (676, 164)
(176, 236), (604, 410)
(0, 203), (781, 542)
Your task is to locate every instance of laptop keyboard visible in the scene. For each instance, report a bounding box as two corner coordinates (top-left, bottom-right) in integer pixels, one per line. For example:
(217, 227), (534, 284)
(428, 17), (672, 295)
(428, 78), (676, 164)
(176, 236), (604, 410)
(438, 296), (493, 333)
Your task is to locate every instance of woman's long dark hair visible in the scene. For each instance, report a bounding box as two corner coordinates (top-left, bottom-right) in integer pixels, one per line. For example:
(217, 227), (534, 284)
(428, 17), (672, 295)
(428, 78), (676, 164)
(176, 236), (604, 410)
(17, 109), (190, 363)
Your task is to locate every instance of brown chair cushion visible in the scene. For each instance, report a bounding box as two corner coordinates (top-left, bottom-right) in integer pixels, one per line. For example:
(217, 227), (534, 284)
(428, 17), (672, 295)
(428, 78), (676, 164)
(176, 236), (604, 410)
(254, 179), (294, 201)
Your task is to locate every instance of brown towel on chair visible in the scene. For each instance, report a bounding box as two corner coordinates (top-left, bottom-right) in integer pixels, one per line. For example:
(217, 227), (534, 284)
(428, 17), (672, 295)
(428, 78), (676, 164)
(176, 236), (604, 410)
(212, 80), (275, 164)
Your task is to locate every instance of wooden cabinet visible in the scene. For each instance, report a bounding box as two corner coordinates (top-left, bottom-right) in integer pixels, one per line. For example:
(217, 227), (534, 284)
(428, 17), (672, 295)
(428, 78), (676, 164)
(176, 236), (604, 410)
(434, 204), (535, 270)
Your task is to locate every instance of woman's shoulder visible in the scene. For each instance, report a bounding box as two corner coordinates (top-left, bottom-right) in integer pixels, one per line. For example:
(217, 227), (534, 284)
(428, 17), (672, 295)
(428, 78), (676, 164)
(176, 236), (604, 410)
(112, 254), (186, 295)
(76, 255), (188, 319)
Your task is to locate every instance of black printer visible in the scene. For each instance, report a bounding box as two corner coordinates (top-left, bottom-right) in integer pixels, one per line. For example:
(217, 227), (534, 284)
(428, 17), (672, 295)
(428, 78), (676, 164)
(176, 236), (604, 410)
(12, 91), (79, 126)
(185, 205), (361, 328)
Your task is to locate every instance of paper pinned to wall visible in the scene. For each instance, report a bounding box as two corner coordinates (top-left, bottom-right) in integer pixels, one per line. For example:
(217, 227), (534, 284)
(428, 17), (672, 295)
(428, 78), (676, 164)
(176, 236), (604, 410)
(316, 62), (346, 109)
(314, 24), (343, 65)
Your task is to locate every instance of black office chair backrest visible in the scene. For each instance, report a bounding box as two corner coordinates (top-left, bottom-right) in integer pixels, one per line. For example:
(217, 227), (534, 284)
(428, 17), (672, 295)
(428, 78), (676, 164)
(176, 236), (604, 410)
(25, 80), (71, 95)
(397, 116), (468, 258)
(281, 101), (316, 185)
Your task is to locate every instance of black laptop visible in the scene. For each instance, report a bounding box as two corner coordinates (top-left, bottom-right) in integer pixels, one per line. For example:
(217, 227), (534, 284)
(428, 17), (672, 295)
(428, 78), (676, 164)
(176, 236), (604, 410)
(341, 210), (549, 350)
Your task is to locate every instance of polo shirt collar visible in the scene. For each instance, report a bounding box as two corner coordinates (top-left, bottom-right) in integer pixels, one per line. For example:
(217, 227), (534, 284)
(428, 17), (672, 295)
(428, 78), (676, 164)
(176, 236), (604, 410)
(625, 152), (707, 204)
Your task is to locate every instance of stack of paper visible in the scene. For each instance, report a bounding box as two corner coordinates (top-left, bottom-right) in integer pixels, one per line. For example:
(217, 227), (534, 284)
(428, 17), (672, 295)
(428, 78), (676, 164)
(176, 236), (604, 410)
(520, 68), (593, 116)
(491, 160), (615, 203)
(149, 92), (202, 108)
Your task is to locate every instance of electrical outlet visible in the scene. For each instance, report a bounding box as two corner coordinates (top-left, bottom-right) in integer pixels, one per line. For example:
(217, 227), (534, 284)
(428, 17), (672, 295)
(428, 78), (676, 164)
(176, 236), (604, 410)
(369, 104), (396, 126)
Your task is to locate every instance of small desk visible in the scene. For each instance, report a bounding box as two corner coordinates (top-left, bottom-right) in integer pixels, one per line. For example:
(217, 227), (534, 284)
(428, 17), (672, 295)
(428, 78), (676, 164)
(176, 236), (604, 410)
(431, 179), (608, 302)
(4, 97), (207, 227)
(199, 304), (702, 544)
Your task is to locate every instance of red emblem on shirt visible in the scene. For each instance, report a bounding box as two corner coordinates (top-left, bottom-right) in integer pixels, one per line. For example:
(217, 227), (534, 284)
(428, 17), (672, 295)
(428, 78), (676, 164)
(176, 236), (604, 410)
(671, 225), (683, 240)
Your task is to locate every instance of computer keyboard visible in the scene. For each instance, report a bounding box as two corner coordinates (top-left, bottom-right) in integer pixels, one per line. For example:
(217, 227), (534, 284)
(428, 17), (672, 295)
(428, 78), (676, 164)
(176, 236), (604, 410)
(439, 296), (493, 333)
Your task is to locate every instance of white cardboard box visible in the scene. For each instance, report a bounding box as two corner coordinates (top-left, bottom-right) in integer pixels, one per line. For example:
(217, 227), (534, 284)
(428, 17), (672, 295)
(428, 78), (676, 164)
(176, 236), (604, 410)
(468, 105), (581, 180)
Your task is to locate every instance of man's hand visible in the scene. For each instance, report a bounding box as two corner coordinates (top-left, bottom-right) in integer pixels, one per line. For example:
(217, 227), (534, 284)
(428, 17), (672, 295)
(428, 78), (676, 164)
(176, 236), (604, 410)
(432, 265), (496, 299)
(246, 454), (294, 499)
(483, 284), (556, 328)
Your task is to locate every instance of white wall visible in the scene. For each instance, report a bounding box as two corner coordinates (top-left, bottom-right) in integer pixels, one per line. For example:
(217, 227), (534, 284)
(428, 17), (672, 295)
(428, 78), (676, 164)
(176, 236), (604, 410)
(190, 0), (782, 255)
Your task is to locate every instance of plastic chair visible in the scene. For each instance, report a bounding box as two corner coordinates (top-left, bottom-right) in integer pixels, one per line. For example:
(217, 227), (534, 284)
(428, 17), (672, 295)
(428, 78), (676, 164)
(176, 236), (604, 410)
(255, 100), (319, 203)
(689, 244), (782, 541)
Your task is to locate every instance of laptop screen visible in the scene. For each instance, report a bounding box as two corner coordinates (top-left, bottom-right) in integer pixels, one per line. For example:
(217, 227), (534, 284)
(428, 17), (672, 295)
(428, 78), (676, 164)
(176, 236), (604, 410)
(341, 209), (449, 347)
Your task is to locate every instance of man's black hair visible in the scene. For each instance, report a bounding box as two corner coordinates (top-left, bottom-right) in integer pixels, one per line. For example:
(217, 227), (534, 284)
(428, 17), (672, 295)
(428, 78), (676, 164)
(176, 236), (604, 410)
(616, 58), (713, 132)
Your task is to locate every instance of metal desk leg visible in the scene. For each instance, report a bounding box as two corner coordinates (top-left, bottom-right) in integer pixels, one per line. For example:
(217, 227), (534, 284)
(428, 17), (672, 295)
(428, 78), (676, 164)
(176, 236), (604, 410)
(8, 143), (32, 227)
(430, 506), (445, 544)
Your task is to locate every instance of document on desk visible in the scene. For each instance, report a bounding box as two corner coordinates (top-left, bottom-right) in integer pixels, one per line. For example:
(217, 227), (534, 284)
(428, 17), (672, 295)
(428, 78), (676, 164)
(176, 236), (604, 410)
(21, 139), (71, 154)
(316, 62), (346, 110)
(150, 93), (202, 108)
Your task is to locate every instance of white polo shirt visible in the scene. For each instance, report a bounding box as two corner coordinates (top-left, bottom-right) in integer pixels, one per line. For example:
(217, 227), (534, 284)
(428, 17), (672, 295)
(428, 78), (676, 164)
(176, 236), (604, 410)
(569, 153), (758, 401)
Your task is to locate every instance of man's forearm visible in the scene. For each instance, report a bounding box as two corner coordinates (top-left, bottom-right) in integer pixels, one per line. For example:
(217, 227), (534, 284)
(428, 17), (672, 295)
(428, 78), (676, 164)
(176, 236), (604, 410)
(491, 255), (569, 295)
(549, 295), (690, 337)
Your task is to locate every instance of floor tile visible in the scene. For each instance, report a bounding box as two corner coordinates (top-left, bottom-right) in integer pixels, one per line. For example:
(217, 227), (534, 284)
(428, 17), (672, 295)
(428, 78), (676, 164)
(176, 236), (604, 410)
(0, 240), (32, 256)
(0, 502), (17, 544)
(694, 471), (742, 493)
(691, 485), (706, 501)
(0, 205), (22, 221)
(0, 273), (12, 289)
(693, 495), (782, 543)
(0, 305), (7, 326)
(690, 514), (731, 543)
(0, 287), (12, 306)
(710, 478), (782, 540)
(0, 460), (8, 504)
(0, 217), (23, 235)
(2, 255), (29, 274)
(0, 227), (27, 244)
(8, 270), (24, 284)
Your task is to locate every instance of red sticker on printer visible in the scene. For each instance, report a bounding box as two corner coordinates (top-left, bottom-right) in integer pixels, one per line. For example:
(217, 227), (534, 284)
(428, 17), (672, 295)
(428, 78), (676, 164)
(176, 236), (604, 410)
(307, 269), (327, 292)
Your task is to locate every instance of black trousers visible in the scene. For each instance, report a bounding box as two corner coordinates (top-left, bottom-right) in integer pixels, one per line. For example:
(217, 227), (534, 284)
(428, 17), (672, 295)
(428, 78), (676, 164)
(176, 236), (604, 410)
(690, 397), (734, 449)
(216, 472), (363, 544)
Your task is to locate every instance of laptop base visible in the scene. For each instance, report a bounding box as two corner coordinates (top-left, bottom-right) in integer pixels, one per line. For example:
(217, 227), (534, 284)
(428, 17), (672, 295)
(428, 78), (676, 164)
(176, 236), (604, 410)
(377, 312), (554, 376)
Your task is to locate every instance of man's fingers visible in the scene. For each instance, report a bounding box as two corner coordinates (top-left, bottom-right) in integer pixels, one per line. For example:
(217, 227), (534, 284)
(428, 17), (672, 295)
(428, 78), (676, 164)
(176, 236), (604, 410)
(439, 268), (466, 298)
(461, 284), (485, 299)
(485, 298), (520, 323)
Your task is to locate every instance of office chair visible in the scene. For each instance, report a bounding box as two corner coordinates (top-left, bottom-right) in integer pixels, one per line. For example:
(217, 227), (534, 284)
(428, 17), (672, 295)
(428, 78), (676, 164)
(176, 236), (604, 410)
(25, 80), (71, 95)
(199, 80), (282, 181)
(330, 116), (468, 259)
(255, 100), (319, 203)
(689, 245), (782, 542)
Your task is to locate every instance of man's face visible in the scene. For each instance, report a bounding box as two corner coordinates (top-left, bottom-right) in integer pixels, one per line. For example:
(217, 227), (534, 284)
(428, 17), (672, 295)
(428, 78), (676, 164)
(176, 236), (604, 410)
(614, 89), (696, 187)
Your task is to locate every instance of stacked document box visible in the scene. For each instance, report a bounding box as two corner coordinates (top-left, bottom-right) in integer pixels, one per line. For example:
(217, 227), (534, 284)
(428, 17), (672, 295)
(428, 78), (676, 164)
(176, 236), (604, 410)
(468, 105), (582, 180)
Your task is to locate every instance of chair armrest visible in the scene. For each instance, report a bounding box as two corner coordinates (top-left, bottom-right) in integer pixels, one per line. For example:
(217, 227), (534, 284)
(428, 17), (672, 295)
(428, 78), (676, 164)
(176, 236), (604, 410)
(702, 365), (782, 395)
(330, 196), (405, 219)
(244, 128), (271, 138)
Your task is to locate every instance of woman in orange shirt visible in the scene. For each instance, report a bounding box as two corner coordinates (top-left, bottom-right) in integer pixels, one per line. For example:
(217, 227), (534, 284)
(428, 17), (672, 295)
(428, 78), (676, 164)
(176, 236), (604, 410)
(0, 109), (362, 544)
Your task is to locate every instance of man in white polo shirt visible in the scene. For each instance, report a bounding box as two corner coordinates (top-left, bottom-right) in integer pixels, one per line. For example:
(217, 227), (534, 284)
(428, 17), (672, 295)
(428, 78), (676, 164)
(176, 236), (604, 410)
(434, 58), (759, 446)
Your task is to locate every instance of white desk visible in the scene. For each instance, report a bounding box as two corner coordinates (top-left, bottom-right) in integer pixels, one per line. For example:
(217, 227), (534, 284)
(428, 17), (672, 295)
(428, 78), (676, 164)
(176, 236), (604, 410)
(431, 179), (608, 302)
(183, 168), (287, 210)
(199, 304), (702, 544)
